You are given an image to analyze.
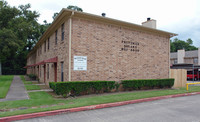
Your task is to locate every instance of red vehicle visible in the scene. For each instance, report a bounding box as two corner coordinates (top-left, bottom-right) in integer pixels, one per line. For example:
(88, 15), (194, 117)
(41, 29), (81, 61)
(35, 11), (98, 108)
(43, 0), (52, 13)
(187, 70), (200, 81)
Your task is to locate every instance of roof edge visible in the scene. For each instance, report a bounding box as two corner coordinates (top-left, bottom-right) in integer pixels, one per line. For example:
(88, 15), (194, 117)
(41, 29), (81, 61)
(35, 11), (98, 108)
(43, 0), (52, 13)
(27, 9), (177, 58)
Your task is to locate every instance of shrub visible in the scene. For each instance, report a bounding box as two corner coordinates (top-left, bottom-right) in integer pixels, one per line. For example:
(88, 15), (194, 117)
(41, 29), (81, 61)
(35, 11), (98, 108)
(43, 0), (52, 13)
(49, 82), (56, 91)
(122, 78), (174, 90)
(115, 83), (120, 91)
(49, 81), (116, 96)
(27, 74), (37, 80)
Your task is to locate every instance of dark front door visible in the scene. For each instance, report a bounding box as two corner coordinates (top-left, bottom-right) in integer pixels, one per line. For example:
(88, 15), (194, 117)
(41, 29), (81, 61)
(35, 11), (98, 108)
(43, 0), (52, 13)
(54, 63), (57, 82)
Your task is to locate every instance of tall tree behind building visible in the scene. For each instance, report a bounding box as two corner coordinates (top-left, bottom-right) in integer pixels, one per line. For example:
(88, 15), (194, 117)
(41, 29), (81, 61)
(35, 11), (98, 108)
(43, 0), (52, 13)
(0, 1), (45, 74)
(170, 38), (198, 52)
(53, 5), (83, 20)
(0, 1), (83, 75)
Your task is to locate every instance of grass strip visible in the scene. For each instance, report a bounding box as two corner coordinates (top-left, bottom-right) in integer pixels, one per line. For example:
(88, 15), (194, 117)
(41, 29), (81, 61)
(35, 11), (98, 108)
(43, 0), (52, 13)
(0, 75), (14, 98)
(25, 85), (41, 90)
(0, 86), (200, 117)
(20, 75), (33, 85)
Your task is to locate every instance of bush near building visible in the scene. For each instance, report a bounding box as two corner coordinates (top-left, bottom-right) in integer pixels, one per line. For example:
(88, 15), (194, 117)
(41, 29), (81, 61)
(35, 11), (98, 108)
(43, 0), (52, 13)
(49, 81), (116, 97)
(49, 79), (174, 97)
(27, 74), (37, 80)
(122, 79), (174, 90)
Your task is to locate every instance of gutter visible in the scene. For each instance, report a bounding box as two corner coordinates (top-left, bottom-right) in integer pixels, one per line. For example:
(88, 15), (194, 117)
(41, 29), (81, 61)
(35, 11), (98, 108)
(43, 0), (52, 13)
(68, 11), (74, 81)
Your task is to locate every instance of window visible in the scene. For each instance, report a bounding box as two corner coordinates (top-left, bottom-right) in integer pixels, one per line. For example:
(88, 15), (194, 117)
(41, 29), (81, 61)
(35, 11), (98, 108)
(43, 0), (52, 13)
(194, 58), (198, 63)
(48, 37), (50, 50)
(61, 23), (65, 41)
(55, 30), (57, 45)
(44, 41), (46, 52)
(174, 59), (177, 64)
(47, 64), (49, 79)
(61, 62), (64, 81)
(40, 45), (42, 54)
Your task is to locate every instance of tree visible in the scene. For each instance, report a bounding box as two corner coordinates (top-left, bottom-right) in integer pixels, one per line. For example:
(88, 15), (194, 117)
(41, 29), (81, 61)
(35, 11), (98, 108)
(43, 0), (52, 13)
(52, 12), (59, 20)
(67, 5), (83, 12)
(0, 29), (21, 75)
(170, 38), (198, 52)
(0, 1), (83, 75)
(186, 38), (193, 45)
(0, 1), (19, 29)
(0, 1), (20, 75)
(53, 5), (83, 20)
(0, 1), (42, 75)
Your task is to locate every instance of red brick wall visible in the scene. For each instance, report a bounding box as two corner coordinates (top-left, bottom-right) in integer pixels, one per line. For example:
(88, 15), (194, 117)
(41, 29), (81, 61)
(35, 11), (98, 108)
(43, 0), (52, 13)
(27, 16), (170, 84)
(26, 19), (70, 84)
(71, 17), (170, 81)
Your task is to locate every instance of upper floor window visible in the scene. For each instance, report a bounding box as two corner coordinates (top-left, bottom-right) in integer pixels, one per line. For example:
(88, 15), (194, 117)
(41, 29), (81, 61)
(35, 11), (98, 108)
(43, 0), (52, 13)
(48, 37), (50, 50)
(44, 41), (46, 52)
(61, 23), (65, 41)
(55, 30), (58, 45)
(40, 46), (42, 54)
(194, 58), (198, 63)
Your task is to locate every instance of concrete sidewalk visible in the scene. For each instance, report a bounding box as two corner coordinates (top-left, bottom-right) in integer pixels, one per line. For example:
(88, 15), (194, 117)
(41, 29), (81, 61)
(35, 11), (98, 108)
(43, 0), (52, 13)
(0, 76), (29, 102)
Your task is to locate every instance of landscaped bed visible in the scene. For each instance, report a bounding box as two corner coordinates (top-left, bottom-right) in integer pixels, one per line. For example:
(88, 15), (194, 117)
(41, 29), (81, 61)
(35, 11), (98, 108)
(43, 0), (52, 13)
(0, 75), (13, 98)
(1, 76), (200, 118)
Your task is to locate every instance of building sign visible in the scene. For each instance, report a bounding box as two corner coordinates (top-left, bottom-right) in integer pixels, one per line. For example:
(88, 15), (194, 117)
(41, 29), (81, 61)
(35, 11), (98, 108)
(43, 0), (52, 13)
(74, 56), (87, 71)
(121, 41), (139, 52)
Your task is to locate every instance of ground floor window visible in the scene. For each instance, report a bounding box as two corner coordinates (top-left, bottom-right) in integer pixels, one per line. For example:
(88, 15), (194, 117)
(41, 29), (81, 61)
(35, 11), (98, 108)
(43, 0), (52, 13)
(38, 66), (39, 77)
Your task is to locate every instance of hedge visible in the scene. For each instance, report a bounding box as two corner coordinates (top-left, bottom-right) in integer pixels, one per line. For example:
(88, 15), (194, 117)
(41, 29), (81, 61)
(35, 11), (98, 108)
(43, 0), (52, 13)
(49, 81), (116, 96)
(27, 74), (37, 80)
(122, 78), (174, 90)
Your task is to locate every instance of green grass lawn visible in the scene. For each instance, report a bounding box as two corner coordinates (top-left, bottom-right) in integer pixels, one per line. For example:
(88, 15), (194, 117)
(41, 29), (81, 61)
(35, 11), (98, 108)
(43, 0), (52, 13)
(0, 75), (13, 98)
(20, 75), (32, 84)
(1, 84), (200, 117)
(25, 85), (41, 90)
(20, 75), (40, 90)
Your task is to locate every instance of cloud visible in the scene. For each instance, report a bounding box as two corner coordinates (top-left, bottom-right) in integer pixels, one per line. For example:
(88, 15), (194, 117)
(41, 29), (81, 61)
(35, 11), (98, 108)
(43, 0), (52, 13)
(5, 0), (200, 47)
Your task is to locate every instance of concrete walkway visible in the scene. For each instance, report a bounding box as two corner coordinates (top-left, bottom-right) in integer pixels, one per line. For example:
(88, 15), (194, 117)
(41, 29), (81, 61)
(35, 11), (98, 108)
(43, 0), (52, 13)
(0, 76), (29, 102)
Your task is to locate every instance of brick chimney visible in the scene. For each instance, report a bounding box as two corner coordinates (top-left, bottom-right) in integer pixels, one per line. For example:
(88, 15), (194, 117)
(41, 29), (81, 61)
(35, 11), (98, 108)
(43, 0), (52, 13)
(142, 18), (156, 29)
(178, 49), (185, 64)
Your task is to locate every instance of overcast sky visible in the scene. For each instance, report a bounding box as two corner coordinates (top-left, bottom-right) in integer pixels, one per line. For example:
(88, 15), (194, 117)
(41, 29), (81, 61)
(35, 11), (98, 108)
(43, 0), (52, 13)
(6, 0), (200, 47)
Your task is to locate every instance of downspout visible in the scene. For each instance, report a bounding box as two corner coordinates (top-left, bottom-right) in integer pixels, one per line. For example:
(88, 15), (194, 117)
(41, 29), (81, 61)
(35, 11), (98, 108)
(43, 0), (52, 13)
(68, 11), (74, 81)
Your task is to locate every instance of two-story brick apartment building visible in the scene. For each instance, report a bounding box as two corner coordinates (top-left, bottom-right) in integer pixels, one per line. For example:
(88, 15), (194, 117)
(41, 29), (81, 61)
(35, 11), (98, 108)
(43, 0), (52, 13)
(25, 9), (176, 85)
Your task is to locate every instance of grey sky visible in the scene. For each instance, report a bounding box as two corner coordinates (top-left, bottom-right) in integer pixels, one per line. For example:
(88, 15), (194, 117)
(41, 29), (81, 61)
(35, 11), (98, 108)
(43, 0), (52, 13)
(6, 0), (200, 47)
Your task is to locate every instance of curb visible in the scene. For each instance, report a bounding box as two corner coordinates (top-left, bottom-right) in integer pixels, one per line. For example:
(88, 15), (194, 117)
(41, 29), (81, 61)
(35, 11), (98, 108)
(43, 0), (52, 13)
(1, 92), (200, 122)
